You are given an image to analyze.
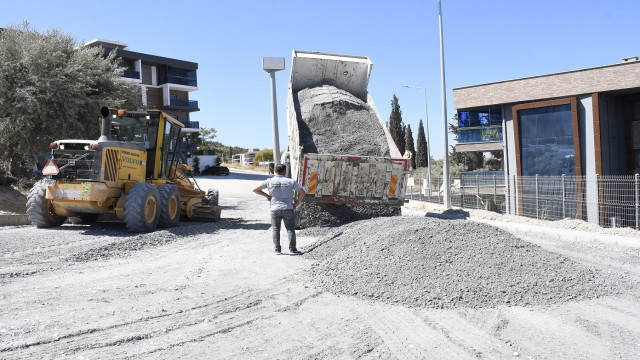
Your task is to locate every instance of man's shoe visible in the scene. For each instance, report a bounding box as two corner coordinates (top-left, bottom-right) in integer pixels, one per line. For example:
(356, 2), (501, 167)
(289, 249), (302, 255)
(275, 248), (282, 255)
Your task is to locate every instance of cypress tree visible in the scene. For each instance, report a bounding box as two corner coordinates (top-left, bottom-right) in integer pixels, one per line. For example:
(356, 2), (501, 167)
(416, 120), (428, 168)
(405, 124), (416, 169)
(388, 95), (406, 154)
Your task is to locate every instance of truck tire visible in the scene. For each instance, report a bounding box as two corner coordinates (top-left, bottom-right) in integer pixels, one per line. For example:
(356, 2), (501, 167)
(124, 183), (160, 232)
(26, 180), (67, 228)
(157, 184), (181, 228)
(69, 214), (99, 225)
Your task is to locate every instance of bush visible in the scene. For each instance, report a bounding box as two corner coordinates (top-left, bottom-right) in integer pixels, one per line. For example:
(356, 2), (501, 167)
(253, 149), (273, 166)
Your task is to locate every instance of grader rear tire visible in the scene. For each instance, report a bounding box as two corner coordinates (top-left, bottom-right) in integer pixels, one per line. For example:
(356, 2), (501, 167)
(124, 183), (160, 232)
(26, 180), (67, 228)
(157, 184), (181, 228)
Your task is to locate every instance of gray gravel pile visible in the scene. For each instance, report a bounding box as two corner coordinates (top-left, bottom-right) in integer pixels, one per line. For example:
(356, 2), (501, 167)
(303, 216), (635, 309)
(294, 85), (390, 157)
(68, 222), (219, 262)
(296, 203), (400, 229)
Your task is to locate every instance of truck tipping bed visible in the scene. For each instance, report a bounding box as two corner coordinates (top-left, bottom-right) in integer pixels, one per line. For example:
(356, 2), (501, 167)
(286, 50), (410, 206)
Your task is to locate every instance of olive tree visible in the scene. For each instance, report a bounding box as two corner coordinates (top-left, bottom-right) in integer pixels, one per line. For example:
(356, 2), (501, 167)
(0, 23), (141, 177)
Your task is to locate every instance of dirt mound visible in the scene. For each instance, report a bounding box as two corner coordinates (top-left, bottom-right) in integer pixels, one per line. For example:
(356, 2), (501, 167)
(0, 185), (27, 215)
(304, 216), (636, 309)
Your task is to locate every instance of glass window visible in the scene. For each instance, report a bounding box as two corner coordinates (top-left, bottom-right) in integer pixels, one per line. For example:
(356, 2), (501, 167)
(518, 104), (575, 176)
(111, 115), (159, 150)
(458, 111), (470, 127)
(489, 108), (502, 126)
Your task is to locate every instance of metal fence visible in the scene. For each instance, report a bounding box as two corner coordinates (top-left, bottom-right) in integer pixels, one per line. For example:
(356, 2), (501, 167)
(407, 174), (640, 229)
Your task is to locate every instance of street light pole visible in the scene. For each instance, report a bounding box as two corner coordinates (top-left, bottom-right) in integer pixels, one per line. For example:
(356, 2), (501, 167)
(268, 71), (280, 161)
(438, 0), (451, 209)
(262, 57), (285, 167)
(402, 85), (432, 198)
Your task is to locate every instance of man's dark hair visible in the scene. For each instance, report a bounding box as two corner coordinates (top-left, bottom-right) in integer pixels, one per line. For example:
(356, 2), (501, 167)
(275, 164), (286, 174)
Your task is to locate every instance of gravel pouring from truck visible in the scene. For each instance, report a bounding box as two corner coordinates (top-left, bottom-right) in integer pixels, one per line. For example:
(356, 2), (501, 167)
(286, 51), (411, 212)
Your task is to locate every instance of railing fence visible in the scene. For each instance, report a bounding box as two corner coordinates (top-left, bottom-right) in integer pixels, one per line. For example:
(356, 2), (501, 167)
(406, 174), (640, 229)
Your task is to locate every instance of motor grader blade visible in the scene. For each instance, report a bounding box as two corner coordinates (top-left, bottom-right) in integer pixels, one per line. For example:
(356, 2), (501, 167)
(191, 204), (222, 221)
(182, 189), (221, 222)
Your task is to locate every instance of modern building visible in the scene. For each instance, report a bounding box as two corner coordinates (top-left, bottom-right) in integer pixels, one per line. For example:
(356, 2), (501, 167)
(232, 149), (260, 166)
(84, 39), (200, 130)
(453, 56), (640, 225)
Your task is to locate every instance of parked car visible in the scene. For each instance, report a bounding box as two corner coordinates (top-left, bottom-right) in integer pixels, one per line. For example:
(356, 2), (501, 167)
(201, 166), (230, 176)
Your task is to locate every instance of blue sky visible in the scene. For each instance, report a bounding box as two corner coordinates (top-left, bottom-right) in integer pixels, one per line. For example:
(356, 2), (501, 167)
(2, 0), (639, 159)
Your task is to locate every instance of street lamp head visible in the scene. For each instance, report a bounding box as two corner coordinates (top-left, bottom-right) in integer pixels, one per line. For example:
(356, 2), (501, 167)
(262, 57), (285, 72)
(402, 85), (424, 90)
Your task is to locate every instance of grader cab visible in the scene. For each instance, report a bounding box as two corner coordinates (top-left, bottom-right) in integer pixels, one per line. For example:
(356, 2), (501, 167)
(26, 107), (220, 232)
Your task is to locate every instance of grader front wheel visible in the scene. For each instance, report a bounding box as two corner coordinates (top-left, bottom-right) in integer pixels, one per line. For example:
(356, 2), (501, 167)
(157, 184), (181, 228)
(124, 183), (160, 232)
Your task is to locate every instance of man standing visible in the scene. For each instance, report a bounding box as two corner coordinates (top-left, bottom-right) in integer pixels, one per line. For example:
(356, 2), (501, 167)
(253, 164), (305, 255)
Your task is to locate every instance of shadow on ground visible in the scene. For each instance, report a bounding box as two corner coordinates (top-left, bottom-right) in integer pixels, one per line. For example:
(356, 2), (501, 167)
(425, 209), (470, 220)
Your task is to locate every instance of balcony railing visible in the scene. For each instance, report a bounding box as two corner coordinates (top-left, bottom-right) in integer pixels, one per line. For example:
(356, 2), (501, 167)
(458, 127), (502, 143)
(170, 98), (199, 108)
(122, 69), (140, 79)
(167, 76), (197, 87)
(186, 121), (199, 129)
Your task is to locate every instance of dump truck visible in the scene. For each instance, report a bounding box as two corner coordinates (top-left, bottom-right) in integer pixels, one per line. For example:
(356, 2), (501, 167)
(26, 107), (221, 232)
(285, 51), (411, 227)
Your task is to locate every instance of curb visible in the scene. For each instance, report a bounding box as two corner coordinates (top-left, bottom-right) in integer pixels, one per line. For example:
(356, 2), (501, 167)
(0, 214), (31, 226)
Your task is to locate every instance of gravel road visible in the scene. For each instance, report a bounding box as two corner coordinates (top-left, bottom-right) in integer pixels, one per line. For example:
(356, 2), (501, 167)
(1, 170), (640, 359)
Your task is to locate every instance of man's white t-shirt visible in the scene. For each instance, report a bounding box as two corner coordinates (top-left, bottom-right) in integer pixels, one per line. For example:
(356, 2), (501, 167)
(261, 175), (303, 210)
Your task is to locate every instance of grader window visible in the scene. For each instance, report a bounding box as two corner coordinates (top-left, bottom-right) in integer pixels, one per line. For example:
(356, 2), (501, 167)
(162, 121), (181, 178)
(111, 115), (159, 150)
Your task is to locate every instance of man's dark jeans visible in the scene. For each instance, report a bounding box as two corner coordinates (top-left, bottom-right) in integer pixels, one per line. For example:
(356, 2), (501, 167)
(271, 209), (296, 251)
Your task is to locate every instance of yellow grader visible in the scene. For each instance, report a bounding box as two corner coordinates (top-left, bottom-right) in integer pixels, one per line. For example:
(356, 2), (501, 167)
(26, 107), (221, 232)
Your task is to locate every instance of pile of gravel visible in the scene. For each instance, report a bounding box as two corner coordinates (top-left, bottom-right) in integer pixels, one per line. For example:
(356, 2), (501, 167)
(303, 216), (635, 309)
(294, 85), (390, 157)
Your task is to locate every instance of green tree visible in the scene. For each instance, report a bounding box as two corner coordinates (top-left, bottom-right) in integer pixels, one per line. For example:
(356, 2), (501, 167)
(192, 155), (201, 174)
(449, 146), (484, 172)
(447, 113), (484, 172)
(484, 150), (503, 171)
(197, 127), (218, 151)
(0, 23), (141, 177)
(405, 124), (416, 170)
(415, 120), (428, 168)
(388, 95), (406, 154)
(252, 149), (273, 165)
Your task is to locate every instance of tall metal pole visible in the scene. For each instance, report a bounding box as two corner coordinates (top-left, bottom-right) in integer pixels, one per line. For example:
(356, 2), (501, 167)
(423, 88), (432, 198)
(263, 57), (285, 165)
(269, 71), (281, 163)
(438, 0), (451, 209)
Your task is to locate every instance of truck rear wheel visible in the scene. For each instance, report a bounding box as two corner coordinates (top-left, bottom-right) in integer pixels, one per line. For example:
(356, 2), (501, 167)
(124, 183), (160, 232)
(158, 184), (181, 228)
(26, 180), (67, 228)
